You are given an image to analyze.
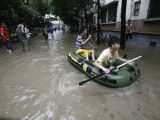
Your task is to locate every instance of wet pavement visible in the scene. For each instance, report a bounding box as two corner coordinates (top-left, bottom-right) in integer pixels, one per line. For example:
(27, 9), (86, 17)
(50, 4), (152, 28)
(0, 31), (160, 120)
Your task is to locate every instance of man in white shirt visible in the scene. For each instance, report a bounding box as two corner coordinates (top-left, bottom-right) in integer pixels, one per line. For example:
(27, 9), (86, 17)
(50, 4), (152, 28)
(16, 20), (29, 51)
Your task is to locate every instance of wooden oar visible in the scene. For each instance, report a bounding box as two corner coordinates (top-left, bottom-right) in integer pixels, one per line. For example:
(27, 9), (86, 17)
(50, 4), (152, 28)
(79, 56), (142, 86)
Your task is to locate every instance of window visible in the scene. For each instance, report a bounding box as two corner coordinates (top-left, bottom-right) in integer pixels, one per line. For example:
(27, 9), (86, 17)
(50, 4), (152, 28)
(101, 8), (107, 23)
(133, 1), (141, 16)
(101, 1), (118, 23)
(148, 0), (160, 18)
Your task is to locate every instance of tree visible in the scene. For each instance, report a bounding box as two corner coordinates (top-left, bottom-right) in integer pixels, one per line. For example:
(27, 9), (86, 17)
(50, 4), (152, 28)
(97, 0), (100, 43)
(0, 0), (50, 28)
(120, 0), (127, 49)
(51, 0), (94, 31)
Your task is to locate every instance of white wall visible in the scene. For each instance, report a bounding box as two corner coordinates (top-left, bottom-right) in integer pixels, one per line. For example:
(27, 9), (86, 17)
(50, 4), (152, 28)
(104, 0), (118, 4)
(116, 0), (150, 21)
(103, 0), (150, 22)
(131, 0), (150, 20)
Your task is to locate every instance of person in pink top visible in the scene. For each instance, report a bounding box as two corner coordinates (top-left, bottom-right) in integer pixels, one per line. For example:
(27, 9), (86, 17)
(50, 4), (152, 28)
(126, 20), (134, 40)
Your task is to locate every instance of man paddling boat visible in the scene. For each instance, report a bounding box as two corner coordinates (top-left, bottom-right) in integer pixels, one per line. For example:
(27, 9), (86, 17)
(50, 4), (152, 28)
(94, 36), (133, 73)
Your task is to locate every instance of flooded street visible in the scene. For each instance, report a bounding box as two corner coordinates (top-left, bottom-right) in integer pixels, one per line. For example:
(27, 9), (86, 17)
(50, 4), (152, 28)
(0, 31), (160, 120)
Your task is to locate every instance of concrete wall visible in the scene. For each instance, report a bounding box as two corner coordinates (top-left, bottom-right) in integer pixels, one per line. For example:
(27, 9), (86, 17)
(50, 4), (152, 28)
(133, 20), (160, 33)
(101, 0), (160, 48)
(101, 0), (160, 34)
(131, 0), (150, 20)
(101, 20), (160, 34)
(101, 30), (160, 48)
(116, 0), (150, 21)
(103, 0), (150, 21)
(104, 0), (118, 5)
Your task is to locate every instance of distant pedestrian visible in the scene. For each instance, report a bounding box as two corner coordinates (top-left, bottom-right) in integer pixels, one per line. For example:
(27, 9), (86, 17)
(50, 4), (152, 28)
(16, 20), (29, 51)
(0, 23), (13, 53)
(43, 24), (48, 40)
(62, 25), (65, 32)
(46, 22), (54, 44)
(126, 20), (133, 40)
(25, 25), (31, 45)
(55, 27), (57, 32)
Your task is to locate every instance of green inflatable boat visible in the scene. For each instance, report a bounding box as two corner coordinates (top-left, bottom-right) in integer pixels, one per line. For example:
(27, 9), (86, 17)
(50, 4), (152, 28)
(68, 51), (141, 87)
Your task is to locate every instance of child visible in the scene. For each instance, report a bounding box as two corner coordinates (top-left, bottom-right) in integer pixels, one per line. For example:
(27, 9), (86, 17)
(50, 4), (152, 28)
(76, 28), (95, 62)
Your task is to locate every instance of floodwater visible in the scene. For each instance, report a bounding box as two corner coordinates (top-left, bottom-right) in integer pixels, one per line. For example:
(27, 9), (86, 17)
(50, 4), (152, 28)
(0, 31), (160, 120)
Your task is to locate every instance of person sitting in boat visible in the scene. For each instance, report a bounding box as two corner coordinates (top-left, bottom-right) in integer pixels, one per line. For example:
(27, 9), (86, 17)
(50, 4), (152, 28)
(94, 36), (132, 73)
(76, 28), (95, 62)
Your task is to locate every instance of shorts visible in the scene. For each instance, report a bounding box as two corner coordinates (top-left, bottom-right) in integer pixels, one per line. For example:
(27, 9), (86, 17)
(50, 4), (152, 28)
(4, 41), (12, 50)
(76, 49), (93, 58)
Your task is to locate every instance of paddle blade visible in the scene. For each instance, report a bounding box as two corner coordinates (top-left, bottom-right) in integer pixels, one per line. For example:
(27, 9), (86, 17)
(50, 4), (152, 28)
(79, 73), (106, 86)
(79, 79), (91, 86)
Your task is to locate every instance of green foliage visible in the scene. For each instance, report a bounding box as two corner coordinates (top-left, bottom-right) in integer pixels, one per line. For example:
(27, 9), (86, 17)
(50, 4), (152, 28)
(0, 0), (51, 28)
(22, 5), (40, 16)
(31, 31), (39, 37)
(51, 0), (93, 30)
(0, 0), (94, 30)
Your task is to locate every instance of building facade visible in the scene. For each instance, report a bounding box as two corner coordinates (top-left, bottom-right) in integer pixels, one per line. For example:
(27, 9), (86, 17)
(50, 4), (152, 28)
(100, 0), (160, 34)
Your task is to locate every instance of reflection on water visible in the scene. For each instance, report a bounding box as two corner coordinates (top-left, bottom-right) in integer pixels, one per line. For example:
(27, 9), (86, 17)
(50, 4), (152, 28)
(0, 31), (160, 120)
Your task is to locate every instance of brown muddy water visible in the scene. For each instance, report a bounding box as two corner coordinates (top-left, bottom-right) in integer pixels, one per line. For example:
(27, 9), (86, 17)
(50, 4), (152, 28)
(0, 31), (160, 120)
